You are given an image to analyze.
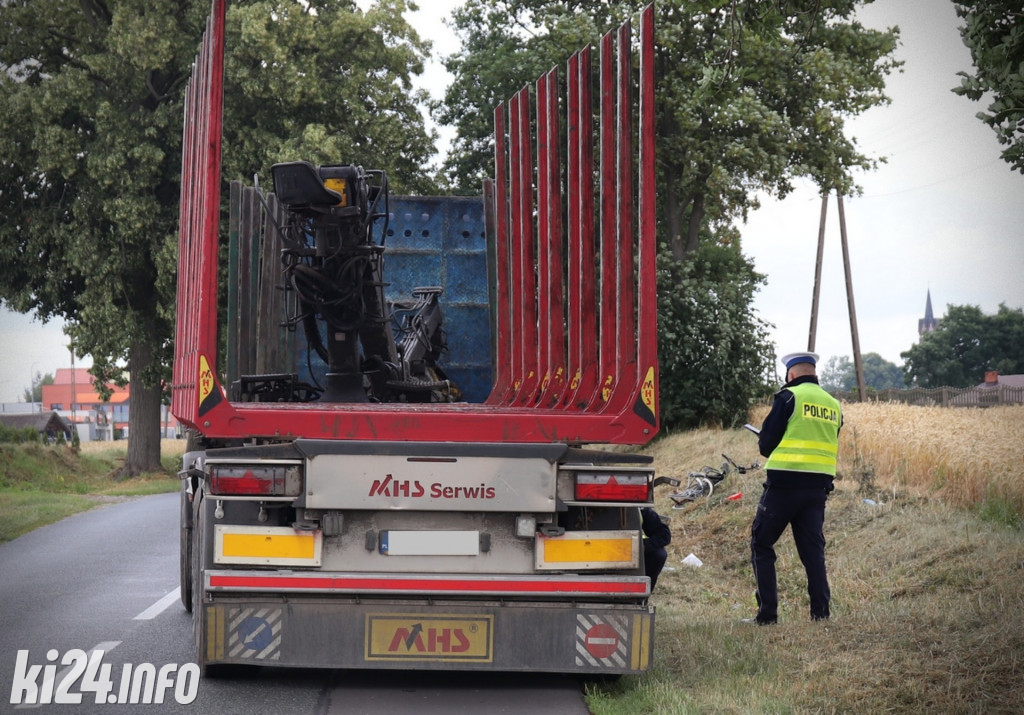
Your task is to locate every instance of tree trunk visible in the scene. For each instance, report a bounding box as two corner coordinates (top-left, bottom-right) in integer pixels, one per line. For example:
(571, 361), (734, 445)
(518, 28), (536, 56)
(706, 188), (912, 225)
(685, 191), (706, 256)
(121, 337), (163, 478)
(666, 180), (686, 261)
(666, 188), (706, 261)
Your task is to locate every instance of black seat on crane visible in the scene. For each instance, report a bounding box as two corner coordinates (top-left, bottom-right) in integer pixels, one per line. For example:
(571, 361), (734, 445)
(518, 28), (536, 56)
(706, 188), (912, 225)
(271, 160), (344, 209)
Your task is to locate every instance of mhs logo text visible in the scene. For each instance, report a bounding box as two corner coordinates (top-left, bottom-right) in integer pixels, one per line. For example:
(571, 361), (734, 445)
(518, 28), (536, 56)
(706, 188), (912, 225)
(388, 624), (471, 654)
(368, 474), (425, 498)
(368, 474), (497, 500)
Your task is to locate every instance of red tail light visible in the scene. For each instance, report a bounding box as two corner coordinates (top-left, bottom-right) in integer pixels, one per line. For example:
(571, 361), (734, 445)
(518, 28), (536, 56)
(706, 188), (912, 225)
(574, 473), (650, 502)
(208, 464), (302, 496)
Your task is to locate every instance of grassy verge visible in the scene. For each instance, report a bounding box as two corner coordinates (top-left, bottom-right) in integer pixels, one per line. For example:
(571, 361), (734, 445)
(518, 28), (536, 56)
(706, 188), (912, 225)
(585, 404), (1024, 713)
(0, 439), (184, 542)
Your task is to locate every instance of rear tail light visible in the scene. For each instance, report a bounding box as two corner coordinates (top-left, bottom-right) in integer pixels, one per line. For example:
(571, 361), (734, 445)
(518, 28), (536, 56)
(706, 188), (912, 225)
(208, 463), (302, 496)
(574, 472), (650, 502)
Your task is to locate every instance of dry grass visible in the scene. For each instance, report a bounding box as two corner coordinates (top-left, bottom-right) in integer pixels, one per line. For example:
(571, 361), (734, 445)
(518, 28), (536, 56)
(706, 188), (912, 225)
(78, 438), (187, 457)
(587, 403), (1024, 714)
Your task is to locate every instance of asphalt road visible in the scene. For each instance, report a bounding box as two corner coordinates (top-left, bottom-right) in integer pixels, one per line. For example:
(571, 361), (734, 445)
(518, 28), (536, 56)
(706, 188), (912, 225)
(0, 493), (590, 714)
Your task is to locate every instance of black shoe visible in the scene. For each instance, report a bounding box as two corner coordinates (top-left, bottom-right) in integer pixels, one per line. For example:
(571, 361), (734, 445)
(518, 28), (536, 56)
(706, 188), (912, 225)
(741, 617), (777, 626)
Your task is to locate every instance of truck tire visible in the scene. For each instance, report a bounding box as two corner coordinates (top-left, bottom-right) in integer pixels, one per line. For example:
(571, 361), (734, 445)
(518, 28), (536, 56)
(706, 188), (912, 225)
(191, 491), (237, 678)
(191, 490), (208, 675)
(179, 488), (193, 612)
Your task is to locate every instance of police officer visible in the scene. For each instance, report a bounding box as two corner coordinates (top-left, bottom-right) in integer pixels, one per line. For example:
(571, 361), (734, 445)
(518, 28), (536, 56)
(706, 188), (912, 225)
(746, 351), (842, 625)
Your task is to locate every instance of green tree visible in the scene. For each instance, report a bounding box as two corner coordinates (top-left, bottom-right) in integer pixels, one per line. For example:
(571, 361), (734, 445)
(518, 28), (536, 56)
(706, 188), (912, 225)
(819, 355), (855, 393)
(658, 243), (776, 429)
(23, 372), (55, 404)
(901, 304), (1024, 387)
(440, 0), (900, 257)
(863, 352), (905, 390)
(953, 0), (1024, 173)
(220, 0), (437, 193)
(0, 0), (435, 474)
(819, 353), (903, 392)
(0, 0), (203, 474)
(436, 0), (612, 194)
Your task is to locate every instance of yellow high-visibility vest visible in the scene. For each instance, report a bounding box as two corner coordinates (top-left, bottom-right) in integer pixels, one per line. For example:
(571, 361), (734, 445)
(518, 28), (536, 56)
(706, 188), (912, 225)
(765, 383), (841, 476)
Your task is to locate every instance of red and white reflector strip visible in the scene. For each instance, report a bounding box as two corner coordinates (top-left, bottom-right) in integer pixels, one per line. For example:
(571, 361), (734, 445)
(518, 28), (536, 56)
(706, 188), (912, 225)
(574, 472), (650, 502)
(206, 571), (649, 598)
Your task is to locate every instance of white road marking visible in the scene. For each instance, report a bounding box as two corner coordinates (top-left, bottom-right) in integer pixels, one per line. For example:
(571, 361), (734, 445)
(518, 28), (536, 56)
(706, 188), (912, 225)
(133, 587), (181, 620)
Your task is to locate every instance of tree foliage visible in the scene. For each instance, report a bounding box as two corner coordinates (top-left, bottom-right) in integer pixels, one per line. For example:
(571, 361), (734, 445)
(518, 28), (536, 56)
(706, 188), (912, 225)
(953, 0), (1024, 173)
(0, 0), (436, 473)
(440, 0), (900, 258)
(653, 0), (900, 259)
(23, 372), (56, 405)
(221, 0), (438, 193)
(658, 244), (776, 429)
(819, 352), (903, 392)
(0, 0), (205, 473)
(436, 0), (614, 194)
(901, 304), (1024, 388)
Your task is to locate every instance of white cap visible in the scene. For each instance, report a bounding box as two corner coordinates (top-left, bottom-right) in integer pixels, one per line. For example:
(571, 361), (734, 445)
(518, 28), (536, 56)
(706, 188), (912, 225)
(781, 351), (819, 369)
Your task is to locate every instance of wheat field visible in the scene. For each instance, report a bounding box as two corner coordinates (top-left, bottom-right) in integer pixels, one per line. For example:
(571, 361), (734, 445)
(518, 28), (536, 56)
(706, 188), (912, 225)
(748, 402), (1024, 515)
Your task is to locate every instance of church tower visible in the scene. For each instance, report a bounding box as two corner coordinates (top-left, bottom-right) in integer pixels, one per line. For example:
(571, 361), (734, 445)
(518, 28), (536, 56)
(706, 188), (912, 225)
(918, 289), (939, 337)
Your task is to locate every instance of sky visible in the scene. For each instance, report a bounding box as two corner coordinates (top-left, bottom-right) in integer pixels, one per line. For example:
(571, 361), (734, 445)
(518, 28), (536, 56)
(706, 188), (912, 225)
(1, 0), (1022, 403)
(742, 0), (1024, 372)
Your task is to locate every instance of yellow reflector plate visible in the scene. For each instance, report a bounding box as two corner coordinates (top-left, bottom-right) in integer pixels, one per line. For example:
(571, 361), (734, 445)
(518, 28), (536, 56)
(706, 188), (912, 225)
(535, 530), (639, 570)
(215, 525), (322, 566)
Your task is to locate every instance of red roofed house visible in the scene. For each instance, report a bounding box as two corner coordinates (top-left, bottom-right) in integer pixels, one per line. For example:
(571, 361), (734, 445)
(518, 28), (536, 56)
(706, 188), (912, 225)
(977, 371), (1024, 405)
(40, 368), (179, 441)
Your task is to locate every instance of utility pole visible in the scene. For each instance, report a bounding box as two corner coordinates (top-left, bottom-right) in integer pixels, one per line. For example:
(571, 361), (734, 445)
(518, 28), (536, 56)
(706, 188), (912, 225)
(806, 190), (866, 401)
(836, 195), (866, 401)
(69, 345), (77, 427)
(807, 195), (828, 353)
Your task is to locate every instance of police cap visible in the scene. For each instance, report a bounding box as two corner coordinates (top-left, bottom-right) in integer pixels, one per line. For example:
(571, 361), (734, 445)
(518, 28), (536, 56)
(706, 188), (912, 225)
(781, 351), (819, 369)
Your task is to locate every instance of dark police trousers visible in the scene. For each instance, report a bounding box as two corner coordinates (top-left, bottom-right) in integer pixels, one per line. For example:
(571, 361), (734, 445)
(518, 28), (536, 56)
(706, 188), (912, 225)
(750, 485), (831, 622)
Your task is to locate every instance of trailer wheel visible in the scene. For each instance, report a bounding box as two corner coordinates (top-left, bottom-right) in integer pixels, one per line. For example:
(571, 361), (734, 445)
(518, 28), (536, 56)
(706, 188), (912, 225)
(191, 491), (211, 676)
(179, 488), (193, 612)
(191, 491), (238, 678)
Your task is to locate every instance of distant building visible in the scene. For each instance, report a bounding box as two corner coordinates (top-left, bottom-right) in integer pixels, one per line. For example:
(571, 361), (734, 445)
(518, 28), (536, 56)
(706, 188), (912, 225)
(918, 289), (939, 337)
(39, 368), (179, 441)
(40, 368), (126, 441)
(0, 411), (73, 442)
(980, 372), (1024, 389)
(0, 402), (43, 414)
(948, 371), (1024, 407)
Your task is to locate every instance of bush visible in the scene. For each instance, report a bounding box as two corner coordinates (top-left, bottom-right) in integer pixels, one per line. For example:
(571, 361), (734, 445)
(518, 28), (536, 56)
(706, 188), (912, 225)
(0, 424), (39, 444)
(657, 244), (776, 430)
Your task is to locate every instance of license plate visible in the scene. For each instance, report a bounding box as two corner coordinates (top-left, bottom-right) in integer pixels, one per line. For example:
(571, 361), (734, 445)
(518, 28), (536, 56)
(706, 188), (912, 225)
(379, 530), (479, 556)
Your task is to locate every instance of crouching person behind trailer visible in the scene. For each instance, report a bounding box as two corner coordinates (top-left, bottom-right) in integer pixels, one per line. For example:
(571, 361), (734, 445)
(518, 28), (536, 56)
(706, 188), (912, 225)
(642, 507), (672, 590)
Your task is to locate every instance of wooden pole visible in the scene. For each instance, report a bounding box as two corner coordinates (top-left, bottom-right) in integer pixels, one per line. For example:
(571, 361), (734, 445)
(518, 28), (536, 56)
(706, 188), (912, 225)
(836, 194), (866, 401)
(807, 193), (828, 351)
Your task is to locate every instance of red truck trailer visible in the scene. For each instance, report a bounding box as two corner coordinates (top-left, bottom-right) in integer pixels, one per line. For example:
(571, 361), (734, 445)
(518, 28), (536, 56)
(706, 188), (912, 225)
(172, 0), (660, 675)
